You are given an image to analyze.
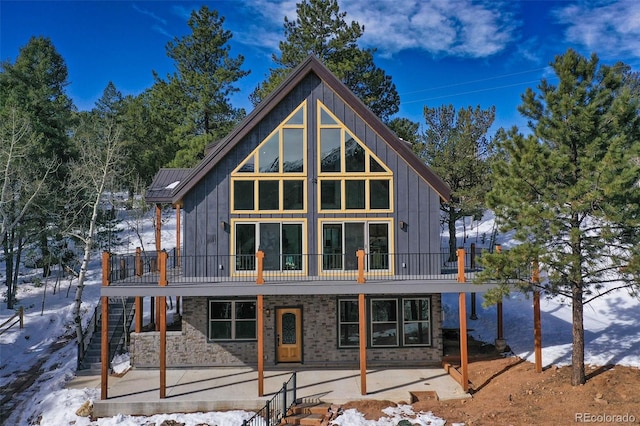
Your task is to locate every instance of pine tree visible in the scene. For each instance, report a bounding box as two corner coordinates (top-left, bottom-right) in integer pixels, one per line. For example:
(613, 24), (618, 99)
(152, 6), (249, 167)
(250, 0), (399, 122)
(479, 49), (640, 385)
(414, 105), (495, 260)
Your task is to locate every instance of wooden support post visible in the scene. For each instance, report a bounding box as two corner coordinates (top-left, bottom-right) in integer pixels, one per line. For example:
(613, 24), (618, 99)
(452, 245), (469, 390)
(356, 249), (366, 283)
(457, 248), (467, 283)
(457, 248), (466, 283)
(101, 251), (110, 400)
(175, 204), (181, 268)
(533, 261), (542, 373)
(135, 296), (142, 333)
(159, 250), (168, 286)
(257, 295), (265, 397)
(358, 293), (367, 395)
(458, 292), (469, 392)
(256, 250), (265, 284)
(135, 247), (142, 276)
(159, 251), (168, 399)
(19, 306), (24, 328)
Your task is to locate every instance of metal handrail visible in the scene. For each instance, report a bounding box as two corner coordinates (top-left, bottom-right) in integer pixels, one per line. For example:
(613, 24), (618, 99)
(243, 371), (298, 426)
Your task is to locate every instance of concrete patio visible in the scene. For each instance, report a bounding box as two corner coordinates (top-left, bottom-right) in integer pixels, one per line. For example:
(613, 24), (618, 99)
(67, 366), (470, 418)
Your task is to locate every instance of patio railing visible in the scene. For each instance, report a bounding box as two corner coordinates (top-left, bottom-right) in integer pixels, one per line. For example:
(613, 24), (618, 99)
(243, 371), (297, 426)
(104, 248), (489, 286)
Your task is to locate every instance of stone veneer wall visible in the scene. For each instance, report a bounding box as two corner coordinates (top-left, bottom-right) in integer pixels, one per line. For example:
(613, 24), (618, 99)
(130, 294), (442, 368)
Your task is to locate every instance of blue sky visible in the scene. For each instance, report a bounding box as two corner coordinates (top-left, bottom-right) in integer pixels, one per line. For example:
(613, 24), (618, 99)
(2, 0), (640, 134)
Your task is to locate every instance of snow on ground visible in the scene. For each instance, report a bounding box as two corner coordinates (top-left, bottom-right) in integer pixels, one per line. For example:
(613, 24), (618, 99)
(1, 208), (639, 425)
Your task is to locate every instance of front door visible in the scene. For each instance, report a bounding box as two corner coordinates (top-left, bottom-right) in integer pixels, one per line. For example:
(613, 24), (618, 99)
(276, 308), (302, 363)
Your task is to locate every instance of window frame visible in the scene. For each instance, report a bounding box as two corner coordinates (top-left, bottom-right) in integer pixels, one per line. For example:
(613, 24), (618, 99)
(231, 219), (307, 275)
(208, 299), (257, 341)
(336, 296), (432, 349)
(318, 219), (393, 274)
(230, 101), (307, 214)
(316, 101), (393, 213)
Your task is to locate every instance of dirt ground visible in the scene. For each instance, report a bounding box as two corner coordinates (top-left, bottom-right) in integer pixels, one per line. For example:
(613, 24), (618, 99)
(343, 347), (640, 425)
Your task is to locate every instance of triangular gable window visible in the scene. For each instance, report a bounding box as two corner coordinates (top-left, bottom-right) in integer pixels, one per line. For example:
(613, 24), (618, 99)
(231, 101), (307, 213)
(317, 101), (393, 212)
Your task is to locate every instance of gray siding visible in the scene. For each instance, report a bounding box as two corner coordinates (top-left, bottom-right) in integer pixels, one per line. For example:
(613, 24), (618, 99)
(182, 75), (441, 272)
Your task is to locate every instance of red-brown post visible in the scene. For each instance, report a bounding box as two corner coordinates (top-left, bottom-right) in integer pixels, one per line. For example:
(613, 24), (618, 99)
(457, 248), (466, 283)
(458, 292), (469, 392)
(533, 261), (542, 373)
(135, 297), (142, 333)
(159, 250), (168, 286)
(256, 250), (265, 284)
(101, 251), (110, 400)
(356, 249), (366, 284)
(257, 295), (264, 397)
(135, 247), (142, 277)
(358, 292), (367, 395)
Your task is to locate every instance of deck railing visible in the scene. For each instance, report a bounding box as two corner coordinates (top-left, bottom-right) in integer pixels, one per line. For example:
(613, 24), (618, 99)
(104, 248), (490, 286)
(243, 371), (297, 426)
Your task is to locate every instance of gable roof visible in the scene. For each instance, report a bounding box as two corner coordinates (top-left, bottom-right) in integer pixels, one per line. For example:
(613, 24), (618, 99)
(162, 55), (450, 204)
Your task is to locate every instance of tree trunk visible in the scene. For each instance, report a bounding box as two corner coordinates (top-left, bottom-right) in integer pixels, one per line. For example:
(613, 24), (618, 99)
(3, 231), (14, 309)
(571, 281), (586, 385)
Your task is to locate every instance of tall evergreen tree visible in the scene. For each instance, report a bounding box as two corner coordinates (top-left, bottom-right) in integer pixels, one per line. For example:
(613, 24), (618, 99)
(251, 0), (399, 122)
(152, 6), (249, 167)
(0, 36), (75, 278)
(413, 105), (495, 260)
(479, 49), (640, 385)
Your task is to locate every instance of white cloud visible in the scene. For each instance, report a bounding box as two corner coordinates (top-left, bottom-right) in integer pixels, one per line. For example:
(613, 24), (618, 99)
(554, 1), (640, 59)
(132, 3), (167, 25)
(343, 0), (518, 58)
(234, 0), (517, 59)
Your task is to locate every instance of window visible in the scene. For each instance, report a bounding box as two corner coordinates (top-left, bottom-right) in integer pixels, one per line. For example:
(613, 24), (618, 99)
(338, 299), (360, 348)
(317, 101), (393, 212)
(371, 299), (398, 347)
(336, 297), (432, 348)
(234, 221), (304, 272)
(403, 298), (431, 346)
(321, 221), (390, 271)
(208, 300), (256, 340)
(231, 102), (306, 213)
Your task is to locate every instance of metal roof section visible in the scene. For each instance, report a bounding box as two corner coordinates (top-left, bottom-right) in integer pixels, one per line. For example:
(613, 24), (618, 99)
(145, 168), (192, 203)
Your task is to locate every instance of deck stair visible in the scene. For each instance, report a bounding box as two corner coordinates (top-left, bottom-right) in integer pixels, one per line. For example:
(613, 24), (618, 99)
(77, 296), (136, 374)
(282, 402), (341, 426)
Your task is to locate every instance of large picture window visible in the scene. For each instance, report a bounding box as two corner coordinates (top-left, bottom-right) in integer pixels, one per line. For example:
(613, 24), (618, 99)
(208, 299), (256, 341)
(234, 222), (304, 272)
(336, 297), (432, 348)
(321, 221), (390, 272)
(317, 101), (393, 212)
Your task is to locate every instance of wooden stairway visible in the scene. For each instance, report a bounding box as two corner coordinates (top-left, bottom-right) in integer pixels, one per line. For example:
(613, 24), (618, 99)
(281, 402), (342, 426)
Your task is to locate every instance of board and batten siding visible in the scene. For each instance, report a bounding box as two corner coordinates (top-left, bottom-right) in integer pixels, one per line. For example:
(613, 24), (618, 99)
(182, 74), (441, 274)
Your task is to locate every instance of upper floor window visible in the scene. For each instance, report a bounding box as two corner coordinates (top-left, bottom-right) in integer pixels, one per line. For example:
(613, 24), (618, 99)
(317, 101), (393, 212)
(231, 102), (307, 213)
